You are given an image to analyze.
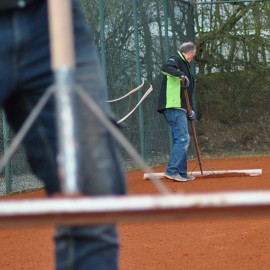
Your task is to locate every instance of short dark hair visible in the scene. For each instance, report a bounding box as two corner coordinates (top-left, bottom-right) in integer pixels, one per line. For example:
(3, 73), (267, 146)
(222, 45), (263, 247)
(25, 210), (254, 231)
(179, 42), (196, 53)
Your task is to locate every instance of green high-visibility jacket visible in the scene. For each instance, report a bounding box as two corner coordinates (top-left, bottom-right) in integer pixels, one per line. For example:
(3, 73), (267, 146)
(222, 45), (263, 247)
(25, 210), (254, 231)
(157, 51), (195, 113)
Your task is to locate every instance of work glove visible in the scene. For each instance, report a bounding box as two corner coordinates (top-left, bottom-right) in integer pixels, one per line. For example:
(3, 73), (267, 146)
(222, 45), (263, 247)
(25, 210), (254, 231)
(181, 75), (190, 88)
(187, 110), (195, 121)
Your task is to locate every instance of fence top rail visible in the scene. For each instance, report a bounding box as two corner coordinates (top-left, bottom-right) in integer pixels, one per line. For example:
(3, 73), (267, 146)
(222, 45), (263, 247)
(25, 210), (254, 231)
(192, 0), (265, 4)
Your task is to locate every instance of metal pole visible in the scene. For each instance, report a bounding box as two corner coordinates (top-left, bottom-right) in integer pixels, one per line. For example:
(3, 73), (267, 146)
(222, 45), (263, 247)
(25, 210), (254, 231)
(132, 0), (145, 158)
(2, 112), (11, 194)
(163, 0), (173, 152)
(98, 0), (107, 83)
(47, 0), (79, 194)
(187, 1), (198, 157)
(163, 0), (170, 59)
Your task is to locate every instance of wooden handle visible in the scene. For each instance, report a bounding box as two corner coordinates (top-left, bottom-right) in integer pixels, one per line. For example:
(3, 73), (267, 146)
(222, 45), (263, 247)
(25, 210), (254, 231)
(48, 0), (75, 69)
(181, 76), (192, 116)
(181, 77), (203, 175)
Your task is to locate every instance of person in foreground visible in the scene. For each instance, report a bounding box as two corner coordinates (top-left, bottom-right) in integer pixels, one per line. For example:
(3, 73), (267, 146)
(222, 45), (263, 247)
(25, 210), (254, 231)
(157, 41), (197, 182)
(0, 0), (126, 269)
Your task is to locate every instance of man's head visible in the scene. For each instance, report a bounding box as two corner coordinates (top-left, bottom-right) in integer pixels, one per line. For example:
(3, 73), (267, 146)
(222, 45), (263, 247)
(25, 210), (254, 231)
(179, 42), (196, 62)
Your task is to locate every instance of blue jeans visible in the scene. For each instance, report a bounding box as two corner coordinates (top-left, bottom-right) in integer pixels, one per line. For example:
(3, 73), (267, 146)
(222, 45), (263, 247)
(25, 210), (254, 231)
(0, 1), (126, 269)
(163, 109), (190, 177)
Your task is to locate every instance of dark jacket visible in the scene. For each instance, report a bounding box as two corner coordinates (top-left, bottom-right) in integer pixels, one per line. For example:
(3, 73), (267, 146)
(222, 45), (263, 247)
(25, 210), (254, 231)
(157, 51), (195, 113)
(0, 0), (40, 10)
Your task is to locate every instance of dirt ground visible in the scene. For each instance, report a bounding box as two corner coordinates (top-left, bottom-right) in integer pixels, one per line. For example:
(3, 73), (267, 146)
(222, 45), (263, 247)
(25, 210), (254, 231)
(1, 155), (270, 270)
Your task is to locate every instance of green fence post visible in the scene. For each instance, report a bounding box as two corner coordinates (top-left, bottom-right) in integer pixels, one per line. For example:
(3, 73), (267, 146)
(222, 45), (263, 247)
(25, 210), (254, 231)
(163, 0), (173, 152)
(188, 2), (198, 158)
(2, 111), (11, 194)
(163, 0), (169, 59)
(98, 0), (107, 84)
(132, 0), (145, 158)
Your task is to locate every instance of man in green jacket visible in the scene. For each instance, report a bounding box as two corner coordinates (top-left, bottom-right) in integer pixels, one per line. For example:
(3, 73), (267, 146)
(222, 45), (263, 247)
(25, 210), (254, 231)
(157, 42), (196, 182)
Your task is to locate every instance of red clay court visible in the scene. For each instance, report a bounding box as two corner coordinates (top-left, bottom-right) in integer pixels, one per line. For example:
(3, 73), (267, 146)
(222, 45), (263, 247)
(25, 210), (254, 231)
(1, 155), (270, 270)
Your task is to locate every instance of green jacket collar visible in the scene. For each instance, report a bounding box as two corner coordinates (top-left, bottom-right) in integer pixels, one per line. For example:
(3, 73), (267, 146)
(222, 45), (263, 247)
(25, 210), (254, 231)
(177, 51), (188, 63)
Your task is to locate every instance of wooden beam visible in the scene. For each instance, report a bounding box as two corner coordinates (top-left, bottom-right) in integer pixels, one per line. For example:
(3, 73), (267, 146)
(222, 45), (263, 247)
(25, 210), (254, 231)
(0, 191), (270, 226)
(143, 169), (262, 180)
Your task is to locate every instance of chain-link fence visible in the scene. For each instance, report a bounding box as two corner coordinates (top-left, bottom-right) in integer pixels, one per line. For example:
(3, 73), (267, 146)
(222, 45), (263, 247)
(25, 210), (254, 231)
(1, 0), (269, 194)
(82, 0), (269, 162)
(0, 113), (42, 195)
(194, 0), (270, 158)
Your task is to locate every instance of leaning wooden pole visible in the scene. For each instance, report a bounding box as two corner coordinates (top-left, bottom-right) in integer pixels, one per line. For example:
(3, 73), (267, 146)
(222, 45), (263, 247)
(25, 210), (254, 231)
(48, 0), (79, 194)
(181, 76), (203, 175)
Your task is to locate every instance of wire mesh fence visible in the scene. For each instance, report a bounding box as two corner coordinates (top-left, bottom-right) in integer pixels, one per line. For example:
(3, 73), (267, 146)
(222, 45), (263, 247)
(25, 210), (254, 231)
(0, 0), (269, 194)
(0, 121), (42, 195)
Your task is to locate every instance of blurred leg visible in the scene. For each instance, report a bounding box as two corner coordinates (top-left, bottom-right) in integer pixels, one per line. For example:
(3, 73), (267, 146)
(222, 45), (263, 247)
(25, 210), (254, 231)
(55, 225), (119, 270)
(1, 1), (60, 194)
(1, 1), (126, 269)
